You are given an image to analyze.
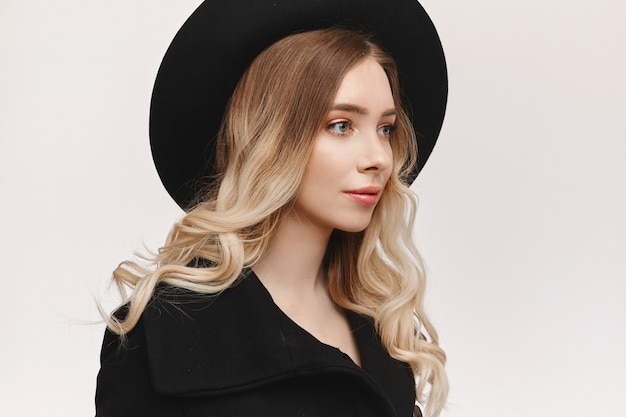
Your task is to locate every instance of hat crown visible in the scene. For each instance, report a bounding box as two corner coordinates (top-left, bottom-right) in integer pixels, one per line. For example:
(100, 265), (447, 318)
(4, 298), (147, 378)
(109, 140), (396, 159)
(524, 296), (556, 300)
(150, 0), (447, 209)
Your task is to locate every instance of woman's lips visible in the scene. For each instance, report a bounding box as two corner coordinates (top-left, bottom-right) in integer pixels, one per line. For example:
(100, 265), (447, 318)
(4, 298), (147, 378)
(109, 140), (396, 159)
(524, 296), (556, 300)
(344, 187), (381, 206)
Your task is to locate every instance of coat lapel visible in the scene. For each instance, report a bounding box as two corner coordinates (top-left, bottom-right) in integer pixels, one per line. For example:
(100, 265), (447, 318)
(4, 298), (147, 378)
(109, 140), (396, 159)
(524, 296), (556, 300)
(142, 271), (414, 414)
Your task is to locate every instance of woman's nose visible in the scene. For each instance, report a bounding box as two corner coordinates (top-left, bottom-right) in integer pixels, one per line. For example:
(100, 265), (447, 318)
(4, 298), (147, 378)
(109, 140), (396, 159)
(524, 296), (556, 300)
(357, 130), (392, 173)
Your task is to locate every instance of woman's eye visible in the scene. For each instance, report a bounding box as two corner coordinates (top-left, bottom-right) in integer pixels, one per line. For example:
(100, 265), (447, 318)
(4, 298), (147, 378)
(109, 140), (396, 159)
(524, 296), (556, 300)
(327, 121), (352, 135)
(378, 124), (396, 138)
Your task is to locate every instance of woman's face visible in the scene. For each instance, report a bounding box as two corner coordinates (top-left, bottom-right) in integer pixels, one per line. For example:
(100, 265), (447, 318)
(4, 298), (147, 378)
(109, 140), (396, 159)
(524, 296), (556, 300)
(293, 56), (395, 234)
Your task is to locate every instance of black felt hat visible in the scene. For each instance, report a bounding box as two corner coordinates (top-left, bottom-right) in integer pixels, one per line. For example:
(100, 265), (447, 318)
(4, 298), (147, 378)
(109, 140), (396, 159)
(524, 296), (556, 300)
(150, 0), (447, 210)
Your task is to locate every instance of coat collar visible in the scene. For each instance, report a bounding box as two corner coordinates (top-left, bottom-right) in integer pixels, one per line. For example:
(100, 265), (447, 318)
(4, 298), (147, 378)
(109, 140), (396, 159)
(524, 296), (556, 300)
(141, 271), (414, 409)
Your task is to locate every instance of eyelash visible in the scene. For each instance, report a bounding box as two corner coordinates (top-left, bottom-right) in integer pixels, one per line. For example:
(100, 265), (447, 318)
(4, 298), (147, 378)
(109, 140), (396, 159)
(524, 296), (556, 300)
(327, 120), (352, 135)
(326, 120), (397, 137)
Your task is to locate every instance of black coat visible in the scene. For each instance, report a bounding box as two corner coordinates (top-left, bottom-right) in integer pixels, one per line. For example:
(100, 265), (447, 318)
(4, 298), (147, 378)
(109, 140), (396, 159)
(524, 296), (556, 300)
(95, 271), (420, 416)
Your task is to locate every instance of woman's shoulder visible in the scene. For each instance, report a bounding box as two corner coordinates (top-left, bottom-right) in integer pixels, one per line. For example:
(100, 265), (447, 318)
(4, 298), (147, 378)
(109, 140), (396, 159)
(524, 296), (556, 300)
(99, 272), (277, 393)
(100, 270), (246, 361)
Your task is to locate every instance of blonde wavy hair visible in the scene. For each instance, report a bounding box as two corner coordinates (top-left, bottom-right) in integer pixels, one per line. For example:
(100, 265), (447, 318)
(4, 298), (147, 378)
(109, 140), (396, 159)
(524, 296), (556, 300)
(105, 27), (447, 416)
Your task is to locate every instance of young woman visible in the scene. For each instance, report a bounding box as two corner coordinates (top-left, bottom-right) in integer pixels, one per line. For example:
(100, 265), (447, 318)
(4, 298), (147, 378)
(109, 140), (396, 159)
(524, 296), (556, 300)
(96, 1), (448, 416)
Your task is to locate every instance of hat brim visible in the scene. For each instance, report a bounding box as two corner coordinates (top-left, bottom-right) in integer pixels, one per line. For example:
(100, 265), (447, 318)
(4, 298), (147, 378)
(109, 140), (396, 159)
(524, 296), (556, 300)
(150, 0), (447, 210)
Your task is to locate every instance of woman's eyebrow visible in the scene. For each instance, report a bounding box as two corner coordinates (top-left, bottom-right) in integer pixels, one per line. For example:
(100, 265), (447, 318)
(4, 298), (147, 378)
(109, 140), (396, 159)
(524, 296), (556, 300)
(330, 103), (397, 117)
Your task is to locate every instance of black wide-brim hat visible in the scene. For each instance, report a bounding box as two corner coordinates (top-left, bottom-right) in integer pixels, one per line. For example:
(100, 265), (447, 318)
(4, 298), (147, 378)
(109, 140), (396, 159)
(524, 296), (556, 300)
(150, 0), (447, 210)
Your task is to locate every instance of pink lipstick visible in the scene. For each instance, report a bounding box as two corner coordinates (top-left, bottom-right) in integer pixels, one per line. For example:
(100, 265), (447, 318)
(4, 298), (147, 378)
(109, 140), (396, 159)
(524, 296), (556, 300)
(344, 187), (381, 206)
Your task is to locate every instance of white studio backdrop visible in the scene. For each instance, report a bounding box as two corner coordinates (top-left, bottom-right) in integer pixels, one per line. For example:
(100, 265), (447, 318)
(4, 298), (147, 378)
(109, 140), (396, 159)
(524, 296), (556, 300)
(1, 1), (624, 416)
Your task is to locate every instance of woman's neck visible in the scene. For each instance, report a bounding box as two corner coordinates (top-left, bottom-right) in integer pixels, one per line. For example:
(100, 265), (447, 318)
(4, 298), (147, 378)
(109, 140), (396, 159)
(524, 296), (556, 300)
(252, 209), (331, 296)
(251, 211), (361, 365)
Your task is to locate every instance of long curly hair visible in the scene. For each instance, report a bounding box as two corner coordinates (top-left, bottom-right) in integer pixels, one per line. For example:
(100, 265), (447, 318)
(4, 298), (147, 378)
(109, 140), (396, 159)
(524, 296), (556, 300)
(105, 27), (447, 417)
